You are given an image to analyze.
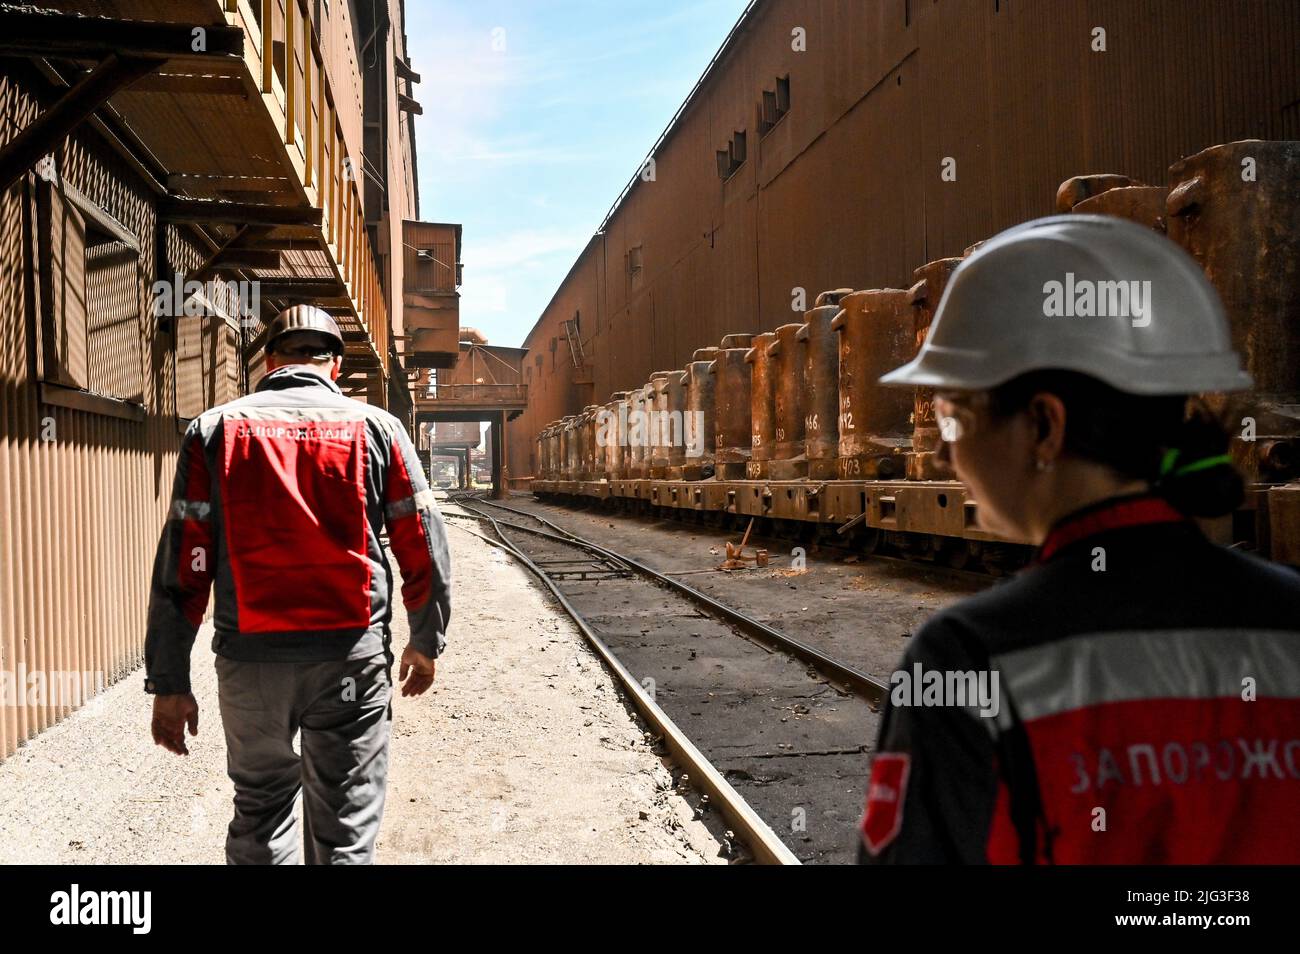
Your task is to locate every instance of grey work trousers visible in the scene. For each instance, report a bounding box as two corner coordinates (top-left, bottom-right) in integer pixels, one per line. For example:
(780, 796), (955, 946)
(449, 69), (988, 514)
(214, 651), (393, 865)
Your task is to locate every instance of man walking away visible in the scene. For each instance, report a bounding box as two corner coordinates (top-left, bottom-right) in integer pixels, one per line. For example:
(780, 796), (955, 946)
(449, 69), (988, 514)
(144, 304), (452, 864)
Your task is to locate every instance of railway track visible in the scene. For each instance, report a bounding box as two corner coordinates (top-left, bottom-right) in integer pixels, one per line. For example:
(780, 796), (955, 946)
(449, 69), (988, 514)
(533, 491), (1007, 587)
(443, 492), (889, 865)
(456, 495), (889, 700)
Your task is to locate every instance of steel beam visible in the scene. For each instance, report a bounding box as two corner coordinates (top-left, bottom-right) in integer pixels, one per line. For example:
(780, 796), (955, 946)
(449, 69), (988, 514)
(166, 173), (292, 193)
(184, 224), (265, 286)
(211, 250), (282, 270)
(256, 279), (343, 297)
(206, 232), (321, 250)
(394, 58), (421, 84)
(0, 53), (160, 192)
(91, 71), (247, 97)
(158, 198), (324, 227)
(0, 6), (245, 60)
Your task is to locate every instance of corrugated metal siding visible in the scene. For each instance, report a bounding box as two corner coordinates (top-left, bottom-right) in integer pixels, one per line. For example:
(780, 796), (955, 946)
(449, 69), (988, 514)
(402, 221), (458, 293)
(0, 0), (421, 758)
(0, 72), (200, 760)
(167, 224), (249, 420)
(508, 0), (1300, 476)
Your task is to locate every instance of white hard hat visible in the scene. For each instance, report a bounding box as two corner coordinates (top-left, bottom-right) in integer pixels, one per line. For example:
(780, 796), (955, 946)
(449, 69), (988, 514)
(265, 304), (344, 355)
(879, 214), (1252, 395)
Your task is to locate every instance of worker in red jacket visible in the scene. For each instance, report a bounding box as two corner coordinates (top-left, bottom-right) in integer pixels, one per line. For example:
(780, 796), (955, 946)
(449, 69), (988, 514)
(144, 304), (451, 864)
(859, 215), (1300, 863)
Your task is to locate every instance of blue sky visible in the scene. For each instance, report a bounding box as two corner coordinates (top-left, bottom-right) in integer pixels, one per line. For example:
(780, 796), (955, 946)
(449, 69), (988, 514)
(405, 0), (750, 349)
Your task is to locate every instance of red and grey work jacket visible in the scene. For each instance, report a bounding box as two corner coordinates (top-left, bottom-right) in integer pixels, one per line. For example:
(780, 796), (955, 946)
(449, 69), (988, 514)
(859, 494), (1300, 864)
(144, 364), (451, 694)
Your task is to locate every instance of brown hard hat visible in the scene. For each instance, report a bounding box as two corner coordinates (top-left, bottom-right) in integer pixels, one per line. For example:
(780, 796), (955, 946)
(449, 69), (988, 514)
(264, 304), (344, 355)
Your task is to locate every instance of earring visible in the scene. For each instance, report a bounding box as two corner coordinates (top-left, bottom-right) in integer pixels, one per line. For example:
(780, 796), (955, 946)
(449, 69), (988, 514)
(1036, 458), (1052, 472)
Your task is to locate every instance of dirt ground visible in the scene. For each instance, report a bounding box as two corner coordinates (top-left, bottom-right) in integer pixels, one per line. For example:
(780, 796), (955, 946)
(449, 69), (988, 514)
(0, 522), (724, 865)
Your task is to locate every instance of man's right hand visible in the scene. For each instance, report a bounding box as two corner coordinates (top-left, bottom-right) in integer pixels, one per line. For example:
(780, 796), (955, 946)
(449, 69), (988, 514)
(152, 693), (199, 755)
(399, 646), (437, 697)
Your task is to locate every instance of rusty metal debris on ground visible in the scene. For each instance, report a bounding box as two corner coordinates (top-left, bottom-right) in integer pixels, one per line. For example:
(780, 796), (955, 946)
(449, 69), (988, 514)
(720, 518), (769, 570)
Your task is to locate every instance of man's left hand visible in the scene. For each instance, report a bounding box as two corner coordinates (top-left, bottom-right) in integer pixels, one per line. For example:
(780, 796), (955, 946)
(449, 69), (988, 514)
(399, 646), (437, 697)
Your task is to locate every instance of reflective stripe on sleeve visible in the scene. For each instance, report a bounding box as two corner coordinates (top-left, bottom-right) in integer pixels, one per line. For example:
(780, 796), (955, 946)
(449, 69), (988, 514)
(170, 498), (212, 521)
(385, 488), (435, 521)
(994, 628), (1300, 723)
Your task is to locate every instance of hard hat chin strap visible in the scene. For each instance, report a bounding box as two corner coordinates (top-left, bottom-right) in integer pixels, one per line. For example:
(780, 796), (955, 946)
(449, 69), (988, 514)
(1159, 448), (1232, 479)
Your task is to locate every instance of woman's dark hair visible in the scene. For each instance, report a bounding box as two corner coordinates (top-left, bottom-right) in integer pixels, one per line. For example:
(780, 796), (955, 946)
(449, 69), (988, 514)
(985, 369), (1243, 518)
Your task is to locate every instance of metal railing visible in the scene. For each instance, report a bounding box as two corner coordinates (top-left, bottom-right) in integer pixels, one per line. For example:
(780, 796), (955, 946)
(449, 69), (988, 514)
(423, 383), (528, 405)
(226, 0), (389, 370)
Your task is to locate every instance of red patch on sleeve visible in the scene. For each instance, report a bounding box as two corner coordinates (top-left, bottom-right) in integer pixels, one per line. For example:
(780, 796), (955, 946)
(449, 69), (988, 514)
(860, 753), (911, 856)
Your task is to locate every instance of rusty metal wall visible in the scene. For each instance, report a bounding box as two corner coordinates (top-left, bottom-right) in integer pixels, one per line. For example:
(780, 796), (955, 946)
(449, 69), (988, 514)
(402, 221), (459, 295)
(508, 0), (1300, 477)
(430, 421), (481, 447)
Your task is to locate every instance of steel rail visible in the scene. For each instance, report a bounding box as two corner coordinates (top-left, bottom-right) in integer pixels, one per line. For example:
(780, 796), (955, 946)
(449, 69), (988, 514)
(456, 496), (890, 706)
(519, 487), (1025, 583)
(462, 492), (995, 586)
(443, 500), (800, 866)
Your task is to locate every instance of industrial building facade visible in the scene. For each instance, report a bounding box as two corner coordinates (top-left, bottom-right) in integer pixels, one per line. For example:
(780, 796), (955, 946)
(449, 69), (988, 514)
(0, 0), (443, 759)
(507, 0), (1300, 478)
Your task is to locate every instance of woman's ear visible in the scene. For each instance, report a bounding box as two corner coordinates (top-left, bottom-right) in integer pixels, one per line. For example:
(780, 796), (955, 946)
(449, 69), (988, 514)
(1029, 392), (1067, 459)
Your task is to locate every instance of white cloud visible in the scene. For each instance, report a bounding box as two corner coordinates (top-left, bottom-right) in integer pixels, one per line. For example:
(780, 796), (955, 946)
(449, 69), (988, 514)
(466, 226), (590, 271)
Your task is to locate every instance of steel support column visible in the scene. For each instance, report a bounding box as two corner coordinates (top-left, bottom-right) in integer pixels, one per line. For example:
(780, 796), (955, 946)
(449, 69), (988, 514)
(491, 410), (506, 499)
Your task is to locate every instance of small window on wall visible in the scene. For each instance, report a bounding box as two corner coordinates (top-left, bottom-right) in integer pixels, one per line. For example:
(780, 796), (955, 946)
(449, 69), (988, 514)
(716, 130), (747, 179)
(34, 173), (145, 415)
(175, 309), (243, 423)
(627, 246), (645, 291)
(758, 75), (790, 137)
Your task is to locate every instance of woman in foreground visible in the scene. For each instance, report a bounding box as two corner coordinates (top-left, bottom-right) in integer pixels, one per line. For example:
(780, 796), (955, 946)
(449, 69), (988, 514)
(858, 215), (1300, 864)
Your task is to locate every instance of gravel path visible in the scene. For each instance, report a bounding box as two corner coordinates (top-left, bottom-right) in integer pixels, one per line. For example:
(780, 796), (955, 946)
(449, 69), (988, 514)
(0, 523), (724, 865)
